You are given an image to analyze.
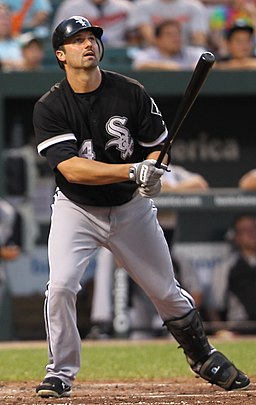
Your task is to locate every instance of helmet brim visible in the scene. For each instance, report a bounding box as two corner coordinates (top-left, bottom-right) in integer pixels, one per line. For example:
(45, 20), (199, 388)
(63, 25), (103, 43)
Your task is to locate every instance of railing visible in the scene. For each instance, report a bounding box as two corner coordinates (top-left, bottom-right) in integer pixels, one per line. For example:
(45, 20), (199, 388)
(154, 188), (256, 212)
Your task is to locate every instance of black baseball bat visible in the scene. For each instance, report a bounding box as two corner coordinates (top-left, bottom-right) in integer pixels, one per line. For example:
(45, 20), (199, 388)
(155, 52), (215, 168)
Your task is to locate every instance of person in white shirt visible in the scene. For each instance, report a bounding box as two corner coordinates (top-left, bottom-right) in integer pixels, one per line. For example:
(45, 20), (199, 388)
(52, 0), (135, 47)
(127, 0), (209, 47)
(132, 19), (207, 71)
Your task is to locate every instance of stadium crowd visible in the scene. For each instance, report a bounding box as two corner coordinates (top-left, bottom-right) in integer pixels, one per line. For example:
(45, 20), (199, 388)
(1, 0), (256, 71)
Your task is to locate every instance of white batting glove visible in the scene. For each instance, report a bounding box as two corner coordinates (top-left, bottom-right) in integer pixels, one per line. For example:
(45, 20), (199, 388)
(138, 179), (162, 198)
(129, 159), (165, 186)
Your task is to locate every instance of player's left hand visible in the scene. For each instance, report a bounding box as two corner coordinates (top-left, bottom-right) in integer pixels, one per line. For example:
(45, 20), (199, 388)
(130, 159), (165, 186)
(138, 179), (161, 198)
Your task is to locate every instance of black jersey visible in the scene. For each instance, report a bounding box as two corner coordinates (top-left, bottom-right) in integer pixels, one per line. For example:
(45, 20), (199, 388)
(33, 70), (168, 206)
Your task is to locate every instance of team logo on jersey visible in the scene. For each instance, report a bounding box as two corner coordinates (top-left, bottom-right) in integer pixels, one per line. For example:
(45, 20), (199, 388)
(105, 116), (134, 159)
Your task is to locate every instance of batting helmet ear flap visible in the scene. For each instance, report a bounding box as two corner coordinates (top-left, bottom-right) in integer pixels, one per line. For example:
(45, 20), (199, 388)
(97, 38), (104, 61)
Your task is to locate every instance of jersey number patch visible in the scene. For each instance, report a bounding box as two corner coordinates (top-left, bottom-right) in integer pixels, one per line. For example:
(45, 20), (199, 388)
(79, 139), (96, 160)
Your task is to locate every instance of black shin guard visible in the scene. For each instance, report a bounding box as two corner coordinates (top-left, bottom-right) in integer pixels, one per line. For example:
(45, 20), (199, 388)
(164, 309), (250, 391)
(164, 308), (212, 365)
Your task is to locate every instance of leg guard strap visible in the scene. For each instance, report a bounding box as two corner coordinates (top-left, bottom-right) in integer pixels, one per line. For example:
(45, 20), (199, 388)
(199, 351), (244, 390)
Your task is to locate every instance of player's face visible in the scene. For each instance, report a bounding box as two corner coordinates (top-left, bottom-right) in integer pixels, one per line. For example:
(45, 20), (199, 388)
(234, 216), (256, 251)
(57, 30), (100, 70)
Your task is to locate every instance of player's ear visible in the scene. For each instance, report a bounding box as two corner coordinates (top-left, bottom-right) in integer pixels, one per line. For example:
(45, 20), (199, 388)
(97, 39), (104, 61)
(56, 49), (66, 64)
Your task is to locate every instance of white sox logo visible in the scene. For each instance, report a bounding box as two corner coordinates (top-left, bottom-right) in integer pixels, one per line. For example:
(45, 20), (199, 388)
(105, 116), (134, 160)
(72, 16), (90, 27)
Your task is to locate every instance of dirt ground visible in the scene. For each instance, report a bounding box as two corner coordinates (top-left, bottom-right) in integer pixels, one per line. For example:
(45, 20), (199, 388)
(1, 340), (255, 405)
(1, 378), (256, 405)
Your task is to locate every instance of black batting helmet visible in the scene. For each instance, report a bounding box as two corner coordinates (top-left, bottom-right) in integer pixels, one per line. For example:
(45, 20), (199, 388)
(52, 15), (104, 69)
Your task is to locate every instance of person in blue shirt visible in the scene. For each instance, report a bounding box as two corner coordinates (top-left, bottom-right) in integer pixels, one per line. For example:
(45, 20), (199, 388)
(2, 0), (52, 36)
(0, 3), (23, 71)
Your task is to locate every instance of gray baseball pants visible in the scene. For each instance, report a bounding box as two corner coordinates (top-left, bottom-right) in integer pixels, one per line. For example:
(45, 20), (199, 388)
(43, 190), (194, 385)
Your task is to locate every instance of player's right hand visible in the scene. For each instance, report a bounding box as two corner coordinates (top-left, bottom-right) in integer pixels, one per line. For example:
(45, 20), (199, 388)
(129, 159), (165, 186)
(138, 179), (162, 198)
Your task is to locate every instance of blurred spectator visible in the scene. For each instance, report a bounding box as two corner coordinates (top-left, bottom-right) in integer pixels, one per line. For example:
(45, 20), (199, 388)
(0, 198), (20, 252)
(0, 198), (20, 309)
(126, 0), (209, 47)
(0, 3), (23, 71)
(52, 0), (135, 47)
(208, 0), (256, 56)
(18, 31), (45, 71)
(239, 169), (256, 190)
(159, 165), (209, 251)
(214, 20), (256, 68)
(3, 0), (52, 37)
(211, 213), (256, 333)
(155, 168), (207, 253)
(132, 19), (206, 70)
(0, 245), (20, 260)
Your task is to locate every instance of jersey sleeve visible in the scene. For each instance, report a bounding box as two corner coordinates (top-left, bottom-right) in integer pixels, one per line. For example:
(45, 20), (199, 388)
(44, 141), (78, 170)
(136, 87), (168, 152)
(33, 98), (77, 156)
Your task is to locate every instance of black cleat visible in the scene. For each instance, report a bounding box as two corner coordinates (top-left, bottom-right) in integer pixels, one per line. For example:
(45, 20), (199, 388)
(36, 377), (72, 398)
(228, 370), (250, 391)
(193, 351), (250, 391)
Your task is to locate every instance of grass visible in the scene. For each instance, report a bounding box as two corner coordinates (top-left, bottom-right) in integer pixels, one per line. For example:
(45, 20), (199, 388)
(0, 338), (255, 382)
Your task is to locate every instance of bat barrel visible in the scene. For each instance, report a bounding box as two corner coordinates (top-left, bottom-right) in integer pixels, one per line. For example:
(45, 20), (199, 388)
(155, 52), (215, 168)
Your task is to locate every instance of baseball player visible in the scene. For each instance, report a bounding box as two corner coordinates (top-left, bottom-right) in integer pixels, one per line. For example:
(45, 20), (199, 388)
(33, 15), (250, 398)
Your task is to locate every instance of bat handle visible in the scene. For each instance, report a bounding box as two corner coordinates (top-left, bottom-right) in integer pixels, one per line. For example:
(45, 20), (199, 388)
(155, 145), (169, 168)
(156, 134), (176, 167)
